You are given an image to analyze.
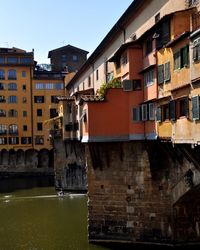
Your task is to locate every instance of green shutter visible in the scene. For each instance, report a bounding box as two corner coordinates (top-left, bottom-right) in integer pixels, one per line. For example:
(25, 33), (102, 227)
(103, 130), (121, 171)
(192, 95), (200, 120)
(181, 45), (189, 67)
(193, 46), (198, 61)
(164, 61), (170, 82)
(169, 100), (176, 121)
(156, 107), (162, 122)
(157, 64), (164, 84)
(174, 51), (180, 70)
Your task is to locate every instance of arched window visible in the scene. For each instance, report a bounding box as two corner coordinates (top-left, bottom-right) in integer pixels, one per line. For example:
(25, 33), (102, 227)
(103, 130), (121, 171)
(8, 69), (16, 80)
(0, 124), (7, 134)
(8, 83), (17, 90)
(0, 95), (6, 103)
(8, 109), (17, 117)
(8, 96), (17, 103)
(9, 124), (18, 135)
(0, 69), (5, 80)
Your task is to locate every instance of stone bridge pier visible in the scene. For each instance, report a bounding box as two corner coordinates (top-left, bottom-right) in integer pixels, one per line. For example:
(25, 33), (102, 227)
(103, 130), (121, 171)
(85, 141), (200, 246)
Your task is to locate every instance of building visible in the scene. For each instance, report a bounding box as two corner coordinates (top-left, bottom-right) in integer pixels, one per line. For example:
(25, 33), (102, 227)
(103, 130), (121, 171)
(52, 0), (200, 245)
(48, 44), (89, 72)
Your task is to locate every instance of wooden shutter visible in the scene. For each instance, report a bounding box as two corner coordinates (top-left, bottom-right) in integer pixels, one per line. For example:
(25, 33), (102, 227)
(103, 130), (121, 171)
(157, 64), (164, 84)
(174, 51), (180, 70)
(149, 103), (155, 121)
(193, 46), (198, 61)
(181, 45), (189, 67)
(164, 61), (170, 82)
(169, 100), (176, 121)
(141, 104), (148, 121)
(156, 107), (162, 122)
(192, 95), (200, 120)
(185, 97), (189, 118)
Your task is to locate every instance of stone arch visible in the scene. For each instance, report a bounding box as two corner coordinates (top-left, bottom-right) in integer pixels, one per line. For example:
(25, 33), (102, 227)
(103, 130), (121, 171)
(25, 149), (38, 168)
(0, 149), (8, 166)
(38, 149), (49, 168)
(16, 149), (25, 166)
(8, 149), (16, 167)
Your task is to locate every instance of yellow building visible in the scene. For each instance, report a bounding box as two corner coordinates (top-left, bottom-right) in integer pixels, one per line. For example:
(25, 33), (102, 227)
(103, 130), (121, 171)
(0, 47), (34, 150)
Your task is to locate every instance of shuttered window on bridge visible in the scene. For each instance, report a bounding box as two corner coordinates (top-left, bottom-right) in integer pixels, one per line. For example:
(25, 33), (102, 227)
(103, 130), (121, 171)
(169, 100), (176, 121)
(192, 95), (200, 120)
(157, 64), (164, 84)
(156, 107), (162, 122)
(164, 61), (170, 82)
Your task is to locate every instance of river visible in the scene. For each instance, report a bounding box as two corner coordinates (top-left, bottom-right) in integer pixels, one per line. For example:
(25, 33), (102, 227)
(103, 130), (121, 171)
(0, 177), (109, 250)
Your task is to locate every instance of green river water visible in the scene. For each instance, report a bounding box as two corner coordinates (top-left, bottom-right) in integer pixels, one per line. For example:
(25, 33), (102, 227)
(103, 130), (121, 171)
(0, 177), (109, 250)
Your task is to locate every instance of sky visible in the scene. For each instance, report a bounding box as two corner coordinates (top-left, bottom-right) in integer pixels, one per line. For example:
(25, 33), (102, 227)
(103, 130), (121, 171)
(0, 0), (133, 64)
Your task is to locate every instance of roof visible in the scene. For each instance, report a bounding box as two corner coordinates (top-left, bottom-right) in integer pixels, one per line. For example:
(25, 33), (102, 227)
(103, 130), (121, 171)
(66, 0), (144, 90)
(48, 44), (89, 58)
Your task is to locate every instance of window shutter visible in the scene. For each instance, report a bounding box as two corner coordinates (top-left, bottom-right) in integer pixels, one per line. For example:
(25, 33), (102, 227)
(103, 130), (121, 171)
(164, 61), (170, 82)
(192, 95), (200, 120)
(149, 103), (155, 121)
(174, 51), (181, 70)
(181, 45), (189, 67)
(157, 64), (164, 84)
(198, 45), (200, 61)
(156, 107), (162, 122)
(185, 97), (189, 118)
(141, 104), (148, 121)
(169, 100), (176, 121)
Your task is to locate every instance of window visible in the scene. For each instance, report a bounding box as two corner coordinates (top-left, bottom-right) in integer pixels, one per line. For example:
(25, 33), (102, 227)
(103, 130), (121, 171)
(50, 108), (57, 118)
(0, 124), (7, 134)
(72, 55), (78, 62)
(0, 69), (5, 80)
(21, 137), (32, 144)
(22, 84), (26, 91)
(34, 96), (45, 103)
(8, 109), (18, 117)
(192, 95), (200, 120)
(9, 137), (19, 145)
(23, 111), (27, 117)
(22, 97), (27, 103)
(174, 45), (189, 70)
(169, 100), (176, 121)
(9, 124), (18, 135)
(0, 137), (7, 145)
(37, 122), (43, 131)
(144, 70), (154, 87)
(155, 20), (170, 49)
(8, 83), (17, 90)
(37, 109), (42, 116)
(141, 104), (148, 121)
(55, 83), (64, 90)
(121, 53), (128, 65)
(149, 103), (155, 120)
(35, 136), (44, 145)
(51, 96), (58, 103)
(0, 95), (6, 103)
(157, 62), (170, 84)
(0, 57), (5, 63)
(61, 55), (67, 63)
(178, 98), (189, 117)
(0, 109), (6, 117)
(22, 71), (26, 77)
(8, 69), (17, 80)
(0, 83), (5, 90)
(35, 83), (44, 89)
(8, 96), (17, 103)
(133, 107), (141, 122)
(20, 57), (32, 64)
(163, 104), (169, 120)
(133, 79), (142, 90)
(188, 0), (198, 7)
(7, 57), (18, 64)
(65, 123), (73, 131)
(23, 125), (27, 131)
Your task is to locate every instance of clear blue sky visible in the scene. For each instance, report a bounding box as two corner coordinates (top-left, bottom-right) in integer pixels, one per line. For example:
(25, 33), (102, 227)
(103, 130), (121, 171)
(0, 0), (133, 63)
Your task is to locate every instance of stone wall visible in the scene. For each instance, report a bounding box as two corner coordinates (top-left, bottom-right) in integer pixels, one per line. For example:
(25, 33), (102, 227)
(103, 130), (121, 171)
(0, 149), (54, 176)
(54, 138), (87, 191)
(86, 141), (200, 245)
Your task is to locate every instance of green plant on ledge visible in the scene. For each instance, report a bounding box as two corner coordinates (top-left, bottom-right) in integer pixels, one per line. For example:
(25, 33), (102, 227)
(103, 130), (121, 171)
(96, 78), (122, 99)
